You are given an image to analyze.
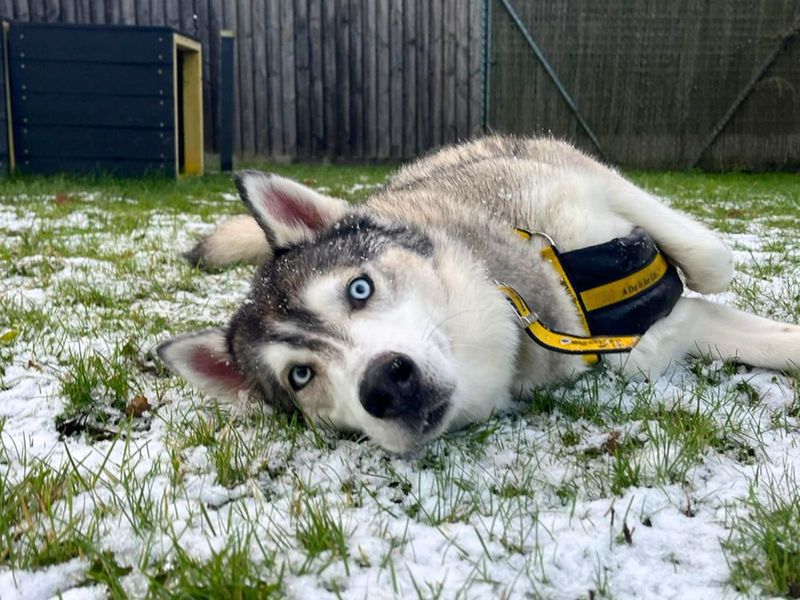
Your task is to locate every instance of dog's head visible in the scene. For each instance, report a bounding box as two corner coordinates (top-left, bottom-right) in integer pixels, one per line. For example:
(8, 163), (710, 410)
(157, 173), (518, 452)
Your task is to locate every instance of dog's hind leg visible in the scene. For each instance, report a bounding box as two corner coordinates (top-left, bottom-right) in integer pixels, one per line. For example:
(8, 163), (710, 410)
(603, 179), (735, 294)
(612, 297), (800, 379)
(184, 214), (270, 270)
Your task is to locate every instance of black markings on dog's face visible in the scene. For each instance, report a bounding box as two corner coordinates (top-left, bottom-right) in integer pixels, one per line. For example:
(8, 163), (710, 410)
(226, 214), (435, 417)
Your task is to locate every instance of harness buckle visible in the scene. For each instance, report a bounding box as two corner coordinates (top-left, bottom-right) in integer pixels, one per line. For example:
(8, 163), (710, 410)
(495, 280), (540, 329)
(514, 228), (559, 250)
(516, 310), (538, 329)
(529, 230), (558, 249)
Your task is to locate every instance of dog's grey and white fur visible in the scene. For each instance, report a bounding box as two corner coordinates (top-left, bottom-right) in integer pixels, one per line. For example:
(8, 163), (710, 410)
(157, 136), (800, 453)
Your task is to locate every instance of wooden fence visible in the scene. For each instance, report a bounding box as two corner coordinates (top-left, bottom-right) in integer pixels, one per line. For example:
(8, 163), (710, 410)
(2, 0), (798, 169)
(0, 0), (484, 161)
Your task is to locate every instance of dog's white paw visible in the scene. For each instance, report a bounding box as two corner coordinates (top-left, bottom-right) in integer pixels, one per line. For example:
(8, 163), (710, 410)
(605, 347), (668, 382)
(680, 237), (735, 294)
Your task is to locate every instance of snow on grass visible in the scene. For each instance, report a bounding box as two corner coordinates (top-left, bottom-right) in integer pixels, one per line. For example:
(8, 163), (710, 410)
(0, 173), (799, 599)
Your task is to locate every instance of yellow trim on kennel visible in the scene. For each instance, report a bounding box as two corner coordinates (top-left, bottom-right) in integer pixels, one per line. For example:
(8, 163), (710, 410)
(173, 33), (203, 177)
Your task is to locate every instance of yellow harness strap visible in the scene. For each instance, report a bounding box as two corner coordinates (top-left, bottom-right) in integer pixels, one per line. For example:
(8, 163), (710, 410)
(502, 229), (641, 359)
(540, 245), (599, 364)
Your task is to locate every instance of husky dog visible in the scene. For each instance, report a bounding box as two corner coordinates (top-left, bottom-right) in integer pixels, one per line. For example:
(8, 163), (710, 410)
(157, 136), (800, 453)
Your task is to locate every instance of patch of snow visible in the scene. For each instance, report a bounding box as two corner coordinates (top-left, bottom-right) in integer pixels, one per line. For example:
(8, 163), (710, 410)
(0, 192), (798, 599)
(0, 559), (90, 600)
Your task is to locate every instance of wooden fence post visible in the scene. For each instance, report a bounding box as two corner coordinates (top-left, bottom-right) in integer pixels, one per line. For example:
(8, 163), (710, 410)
(220, 29), (235, 171)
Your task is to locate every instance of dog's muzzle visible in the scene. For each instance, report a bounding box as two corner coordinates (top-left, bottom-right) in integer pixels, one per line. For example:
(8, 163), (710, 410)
(359, 352), (450, 432)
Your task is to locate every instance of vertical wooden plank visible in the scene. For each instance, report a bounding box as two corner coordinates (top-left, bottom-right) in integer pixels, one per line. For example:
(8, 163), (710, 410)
(30, 0), (45, 20)
(308, 0), (324, 156)
(402, 0), (416, 157)
(442, 0), (457, 143)
(280, 0), (296, 156)
(221, 1), (236, 42)
(134, 0), (152, 25)
(13, 0), (31, 20)
(113, 0), (124, 24)
(75, 0), (90, 22)
(106, 0), (121, 24)
(266, 0), (282, 156)
(455, 0), (470, 139)
(348, 0), (363, 157)
(41, 0), (61, 23)
(196, 1), (212, 39)
(334, 0), (349, 156)
(389, 0), (402, 157)
(468, 0), (482, 135)
(121, 0), (135, 25)
(134, 0), (149, 24)
(60, 0), (76, 22)
(179, 0), (195, 35)
(415, 0), (430, 152)
(43, 0), (60, 21)
(321, 0), (337, 156)
(194, 0), (213, 150)
(376, 0), (390, 158)
(236, 0), (255, 155)
(252, 0), (268, 155)
(165, 0), (180, 29)
(362, 0), (377, 158)
(429, 0), (443, 147)
(30, 0), (40, 20)
(294, 0), (311, 157)
(0, 0), (13, 18)
(148, 0), (166, 25)
(221, 0), (234, 28)
(90, 0), (104, 23)
(206, 0), (223, 150)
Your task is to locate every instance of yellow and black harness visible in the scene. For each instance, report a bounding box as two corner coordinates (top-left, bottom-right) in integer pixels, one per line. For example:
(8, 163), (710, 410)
(499, 227), (683, 365)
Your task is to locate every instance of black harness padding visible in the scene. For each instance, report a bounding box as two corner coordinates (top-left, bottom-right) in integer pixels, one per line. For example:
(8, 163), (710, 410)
(555, 228), (684, 336)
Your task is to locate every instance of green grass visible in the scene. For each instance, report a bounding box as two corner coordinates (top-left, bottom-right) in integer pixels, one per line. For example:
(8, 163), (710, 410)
(56, 346), (146, 439)
(0, 162), (392, 214)
(295, 495), (350, 574)
(0, 450), (93, 569)
(629, 171), (800, 232)
(147, 535), (284, 599)
(723, 473), (800, 598)
(0, 166), (799, 597)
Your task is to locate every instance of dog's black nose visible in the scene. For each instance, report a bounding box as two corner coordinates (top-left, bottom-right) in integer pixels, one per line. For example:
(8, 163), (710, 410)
(359, 353), (421, 419)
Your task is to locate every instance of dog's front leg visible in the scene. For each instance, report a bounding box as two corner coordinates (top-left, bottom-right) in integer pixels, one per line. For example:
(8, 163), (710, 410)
(602, 180), (735, 295)
(609, 297), (800, 379)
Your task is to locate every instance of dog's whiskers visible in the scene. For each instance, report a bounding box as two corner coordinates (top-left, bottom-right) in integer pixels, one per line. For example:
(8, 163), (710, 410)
(422, 308), (494, 343)
(447, 341), (491, 351)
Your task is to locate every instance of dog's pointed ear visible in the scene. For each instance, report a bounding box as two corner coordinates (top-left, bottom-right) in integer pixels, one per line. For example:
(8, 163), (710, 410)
(234, 171), (350, 247)
(156, 329), (248, 398)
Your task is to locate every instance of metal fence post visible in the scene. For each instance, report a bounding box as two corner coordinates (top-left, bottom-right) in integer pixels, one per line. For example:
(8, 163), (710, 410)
(497, 0), (607, 163)
(481, 0), (493, 132)
(689, 14), (800, 168)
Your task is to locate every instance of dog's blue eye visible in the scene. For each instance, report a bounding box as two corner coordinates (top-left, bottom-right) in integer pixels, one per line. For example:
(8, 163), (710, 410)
(289, 365), (314, 390)
(347, 276), (373, 307)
